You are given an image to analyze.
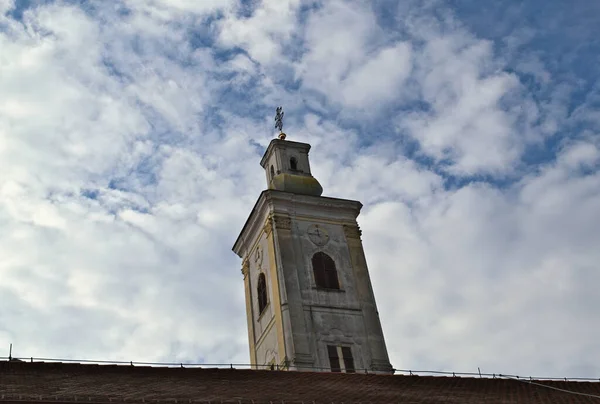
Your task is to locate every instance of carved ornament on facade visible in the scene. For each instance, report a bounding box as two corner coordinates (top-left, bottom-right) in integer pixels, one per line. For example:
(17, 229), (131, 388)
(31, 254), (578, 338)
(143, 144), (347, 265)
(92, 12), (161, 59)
(272, 213), (292, 230)
(254, 245), (263, 266)
(343, 224), (362, 239)
(241, 259), (250, 278)
(307, 223), (330, 246)
(263, 218), (273, 235)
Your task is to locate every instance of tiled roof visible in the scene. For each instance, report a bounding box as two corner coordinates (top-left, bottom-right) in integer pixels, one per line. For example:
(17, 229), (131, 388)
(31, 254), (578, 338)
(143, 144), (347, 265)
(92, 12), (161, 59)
(0, 361), (599, 403)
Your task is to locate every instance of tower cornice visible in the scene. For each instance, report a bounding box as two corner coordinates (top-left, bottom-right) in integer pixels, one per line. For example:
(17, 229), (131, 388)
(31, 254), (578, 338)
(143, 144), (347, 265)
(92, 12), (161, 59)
(232, 190), (363, 259)
(259, 139), (311, 169)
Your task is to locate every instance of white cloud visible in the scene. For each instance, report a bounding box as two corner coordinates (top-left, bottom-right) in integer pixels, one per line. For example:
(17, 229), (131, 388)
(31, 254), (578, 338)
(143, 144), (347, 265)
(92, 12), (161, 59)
(124, 0), (233, 19)
(295, 1), (413, 110)
(217, 0), (303, 65)
(401, 32), (527, 175)
(362, 146), (600, 375)
(0, 1), (251, 363)
(340, 43), (412, 108)
(0, 0), (14, 15)
(559, 141), (599, 170)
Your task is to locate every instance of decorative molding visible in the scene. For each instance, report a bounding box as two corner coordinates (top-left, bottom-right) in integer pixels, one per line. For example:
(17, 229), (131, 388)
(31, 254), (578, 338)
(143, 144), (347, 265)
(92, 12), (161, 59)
(292, 353), (314, 366)
(263, 218), (273, 235)
(268, 192), (360, 211)
(316, 201), (355, 209)
(307, 223), (330, 246)
(272, 213), (292, 230)
(307, 303), (362, 313)
(254, 245), (263, 266)
(343, 224), (362, 239)
(370, 359), (394, 373)
(241, 260), (250, 279)
(254, 316), (277, 348)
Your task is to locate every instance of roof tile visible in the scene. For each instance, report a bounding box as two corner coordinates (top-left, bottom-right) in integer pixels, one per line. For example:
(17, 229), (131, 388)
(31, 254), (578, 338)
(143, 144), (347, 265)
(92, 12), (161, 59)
(0, 362), (599, 403)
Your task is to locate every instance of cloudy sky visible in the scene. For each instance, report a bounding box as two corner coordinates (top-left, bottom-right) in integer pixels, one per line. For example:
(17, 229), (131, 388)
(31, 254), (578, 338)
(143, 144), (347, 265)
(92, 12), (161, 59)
(1, 0), (599, 378)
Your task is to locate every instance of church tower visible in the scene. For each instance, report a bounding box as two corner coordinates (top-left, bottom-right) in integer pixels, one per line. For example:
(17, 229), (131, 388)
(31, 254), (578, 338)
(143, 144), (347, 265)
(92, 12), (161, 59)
(232, 119), (393, 374)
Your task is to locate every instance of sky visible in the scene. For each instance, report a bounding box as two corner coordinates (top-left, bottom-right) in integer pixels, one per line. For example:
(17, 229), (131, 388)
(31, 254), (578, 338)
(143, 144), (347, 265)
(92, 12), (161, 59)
(0, 0), (599, 379)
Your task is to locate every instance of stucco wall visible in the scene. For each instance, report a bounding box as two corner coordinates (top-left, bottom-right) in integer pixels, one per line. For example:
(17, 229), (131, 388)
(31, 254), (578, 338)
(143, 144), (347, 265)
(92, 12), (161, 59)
(255, 320), (279, 367)
(279, 219), (375, 370)
(235, 190), (392, 373)
(248, 235), (276, 345)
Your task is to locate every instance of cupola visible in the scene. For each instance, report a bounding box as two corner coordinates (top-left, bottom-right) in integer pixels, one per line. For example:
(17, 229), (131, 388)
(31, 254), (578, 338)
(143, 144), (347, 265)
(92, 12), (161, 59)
(259, 138), (323, 196)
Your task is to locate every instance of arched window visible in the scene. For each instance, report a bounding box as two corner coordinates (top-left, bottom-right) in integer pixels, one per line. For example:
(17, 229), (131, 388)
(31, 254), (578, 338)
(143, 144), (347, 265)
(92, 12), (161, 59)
(312, 252), (339, 289)
(257, 273), (268, 314)
(270, 165), (275, 180)
(290, 157), (298, 171)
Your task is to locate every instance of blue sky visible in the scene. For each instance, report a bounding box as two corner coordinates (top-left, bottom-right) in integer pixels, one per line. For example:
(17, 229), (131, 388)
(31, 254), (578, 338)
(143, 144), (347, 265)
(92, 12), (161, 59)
(0, 0), (599, 378)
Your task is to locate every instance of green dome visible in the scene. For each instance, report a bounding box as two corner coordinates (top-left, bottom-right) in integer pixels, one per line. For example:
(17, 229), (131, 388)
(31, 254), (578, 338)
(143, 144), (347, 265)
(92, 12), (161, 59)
(270, 173), (323, 196)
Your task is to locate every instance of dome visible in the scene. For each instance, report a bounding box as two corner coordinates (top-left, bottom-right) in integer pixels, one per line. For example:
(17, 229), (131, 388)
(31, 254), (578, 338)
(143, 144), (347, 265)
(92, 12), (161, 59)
(270, 173), (323, 196)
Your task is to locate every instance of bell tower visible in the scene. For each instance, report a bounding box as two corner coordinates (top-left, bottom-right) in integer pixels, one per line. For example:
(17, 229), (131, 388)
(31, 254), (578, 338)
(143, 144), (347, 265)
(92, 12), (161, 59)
(232, 111), (393, 373)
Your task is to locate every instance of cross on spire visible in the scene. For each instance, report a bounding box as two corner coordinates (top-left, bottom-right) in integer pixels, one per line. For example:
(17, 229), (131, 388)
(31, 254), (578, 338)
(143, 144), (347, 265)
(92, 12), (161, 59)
(275, 107), (286, 140)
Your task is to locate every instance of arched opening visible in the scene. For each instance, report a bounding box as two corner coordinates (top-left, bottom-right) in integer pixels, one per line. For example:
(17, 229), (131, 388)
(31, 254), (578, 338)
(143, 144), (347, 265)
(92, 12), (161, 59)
(270, 165), (275, 180)
(290, 157), (298, 171)
(312, 252), (339, 289)
(257, 273), (268, 314)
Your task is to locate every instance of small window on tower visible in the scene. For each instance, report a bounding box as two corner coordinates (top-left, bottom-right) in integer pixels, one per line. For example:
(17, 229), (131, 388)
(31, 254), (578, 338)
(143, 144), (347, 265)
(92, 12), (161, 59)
(312, 252), (340, 289)
(327, 345), (355, 373)
(290, 157), (298, 171)
(270, 165), (275, 180)
(327, 345), (341, 372)
(341, 347), (355, 373)
(257, 273), (268, 314)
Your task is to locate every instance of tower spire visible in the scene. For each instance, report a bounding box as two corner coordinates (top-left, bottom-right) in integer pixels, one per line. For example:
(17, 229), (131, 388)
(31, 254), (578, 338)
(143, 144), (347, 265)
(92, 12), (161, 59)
(275, 106), (286, 140)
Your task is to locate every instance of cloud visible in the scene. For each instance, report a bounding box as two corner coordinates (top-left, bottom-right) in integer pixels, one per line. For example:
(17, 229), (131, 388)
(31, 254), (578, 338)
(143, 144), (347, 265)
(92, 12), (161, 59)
(0, 0), (250, 363)
(362, 140), (600, 375)
(217, 0), (304, 65)
(295, 1), (413, 111)
(124, 0), (234, 19)
(0, 0), (599, 380)
(339, 43), (412, 108)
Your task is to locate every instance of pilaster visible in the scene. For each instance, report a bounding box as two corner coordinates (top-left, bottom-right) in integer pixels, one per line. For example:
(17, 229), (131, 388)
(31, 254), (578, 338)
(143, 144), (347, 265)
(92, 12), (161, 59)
(241, 259), (257, 367)
(264, 214), (288, 365)
(271, 212), (315, 371)
(344, 224), (393, 373)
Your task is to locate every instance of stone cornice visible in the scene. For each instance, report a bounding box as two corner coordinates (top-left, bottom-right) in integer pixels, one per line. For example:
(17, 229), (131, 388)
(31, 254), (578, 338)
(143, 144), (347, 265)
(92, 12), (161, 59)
(343, 224), (362, 240)
(233, 190), (363, 258)
(272, 213), (292, 230)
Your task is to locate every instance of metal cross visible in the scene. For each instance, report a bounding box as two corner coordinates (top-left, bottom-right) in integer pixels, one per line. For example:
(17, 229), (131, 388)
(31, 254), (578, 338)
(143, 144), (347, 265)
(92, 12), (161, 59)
(275, 106), (284, 133)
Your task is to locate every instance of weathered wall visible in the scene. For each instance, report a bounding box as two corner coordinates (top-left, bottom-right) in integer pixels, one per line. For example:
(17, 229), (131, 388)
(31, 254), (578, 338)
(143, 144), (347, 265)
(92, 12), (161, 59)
(255, 320), (279, 368)
(278, 217), (379, 371)
(246, 231), (283, 368)
(236, 190), (392, 373)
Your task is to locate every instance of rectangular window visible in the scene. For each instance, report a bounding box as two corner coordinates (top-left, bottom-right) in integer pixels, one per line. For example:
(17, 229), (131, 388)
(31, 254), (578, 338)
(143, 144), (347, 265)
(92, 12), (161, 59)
(327, 345), (341, 372)
(328, 345), (355, 373)
(341, 347), (355, 373)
